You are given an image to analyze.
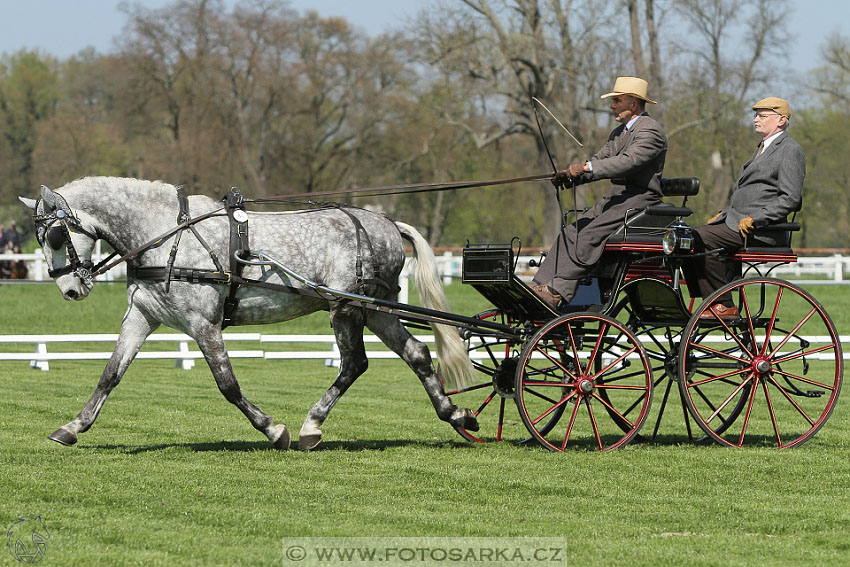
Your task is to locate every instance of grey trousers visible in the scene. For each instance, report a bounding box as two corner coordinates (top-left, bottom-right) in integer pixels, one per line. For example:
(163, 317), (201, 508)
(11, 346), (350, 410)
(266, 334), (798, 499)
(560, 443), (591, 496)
(533, 188), (660, 303)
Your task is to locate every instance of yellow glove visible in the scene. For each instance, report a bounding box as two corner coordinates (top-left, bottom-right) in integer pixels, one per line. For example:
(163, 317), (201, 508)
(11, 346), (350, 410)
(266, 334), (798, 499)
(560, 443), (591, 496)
(707, 212), (723, 224)
(738, 216), (755, 237)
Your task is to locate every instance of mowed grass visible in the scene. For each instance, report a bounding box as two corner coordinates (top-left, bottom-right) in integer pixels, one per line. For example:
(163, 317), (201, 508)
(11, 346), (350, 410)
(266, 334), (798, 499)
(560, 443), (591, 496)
(1, 281), (849, 566)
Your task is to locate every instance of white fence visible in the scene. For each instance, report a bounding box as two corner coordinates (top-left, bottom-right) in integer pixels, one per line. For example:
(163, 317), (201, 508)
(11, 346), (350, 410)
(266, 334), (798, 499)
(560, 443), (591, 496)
(1, 332), (848, 372)
(0, 333), (437, 371)
(5, 249), (850, 285)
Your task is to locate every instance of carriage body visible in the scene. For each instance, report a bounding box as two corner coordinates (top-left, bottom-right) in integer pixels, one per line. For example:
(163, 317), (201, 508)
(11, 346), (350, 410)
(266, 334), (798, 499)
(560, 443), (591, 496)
(456, 178), (843, 451)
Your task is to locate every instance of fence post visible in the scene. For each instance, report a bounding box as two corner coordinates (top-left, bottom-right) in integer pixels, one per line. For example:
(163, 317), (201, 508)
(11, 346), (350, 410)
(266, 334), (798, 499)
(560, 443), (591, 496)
(174, 340), (195, 370)
(30, 343), (49, 371)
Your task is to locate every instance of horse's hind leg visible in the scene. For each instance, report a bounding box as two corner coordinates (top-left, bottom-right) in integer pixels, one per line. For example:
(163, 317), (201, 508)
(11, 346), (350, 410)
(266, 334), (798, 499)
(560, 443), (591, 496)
(194, 326), (290, 450)
(366, 311), (479, 432)
(49, 305), (159, 446)
(299, 307), (369, 450)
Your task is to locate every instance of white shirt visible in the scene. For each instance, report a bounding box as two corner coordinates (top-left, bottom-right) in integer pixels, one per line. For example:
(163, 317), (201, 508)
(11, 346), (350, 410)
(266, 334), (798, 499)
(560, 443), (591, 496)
(761, 130), (784, 152)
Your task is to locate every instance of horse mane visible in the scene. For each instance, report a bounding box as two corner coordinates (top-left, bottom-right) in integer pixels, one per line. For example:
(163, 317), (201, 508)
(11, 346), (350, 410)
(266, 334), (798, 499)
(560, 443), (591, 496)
(59, 176), (178, 199)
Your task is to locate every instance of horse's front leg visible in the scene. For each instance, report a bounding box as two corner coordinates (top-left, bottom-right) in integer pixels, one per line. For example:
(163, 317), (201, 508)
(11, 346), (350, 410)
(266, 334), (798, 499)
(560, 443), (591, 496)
(366, 312), (479, 432)
(193, 325), (290, 450)
(48, 305), (159, 446)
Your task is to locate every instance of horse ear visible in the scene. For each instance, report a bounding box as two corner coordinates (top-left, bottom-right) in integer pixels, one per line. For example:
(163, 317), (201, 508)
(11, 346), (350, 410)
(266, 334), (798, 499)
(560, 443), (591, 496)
(18, 196), (37, 210)
(40, 185), (57, 210)
(40, 185), (71, 213)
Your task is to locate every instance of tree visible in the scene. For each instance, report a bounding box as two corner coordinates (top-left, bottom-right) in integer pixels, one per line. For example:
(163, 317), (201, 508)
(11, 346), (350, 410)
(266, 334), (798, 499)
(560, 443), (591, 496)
(414, 0), (630, 245)
(662, 0), (792, 219)
(0, 50), (59, 204)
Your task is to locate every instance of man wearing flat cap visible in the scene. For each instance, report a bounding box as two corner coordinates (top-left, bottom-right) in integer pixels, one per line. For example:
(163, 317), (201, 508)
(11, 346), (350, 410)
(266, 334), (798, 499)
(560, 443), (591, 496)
(532, 76), (667, 308)
(690, 97), (805, 319)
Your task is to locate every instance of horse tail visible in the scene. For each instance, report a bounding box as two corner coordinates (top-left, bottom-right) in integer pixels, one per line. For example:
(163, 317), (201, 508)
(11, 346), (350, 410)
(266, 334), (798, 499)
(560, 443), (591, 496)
(395, 221), (473, 391)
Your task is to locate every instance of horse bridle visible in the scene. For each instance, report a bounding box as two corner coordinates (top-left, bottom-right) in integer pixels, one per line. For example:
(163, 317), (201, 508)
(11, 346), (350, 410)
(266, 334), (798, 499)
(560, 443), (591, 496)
(31, 203), (109, 282)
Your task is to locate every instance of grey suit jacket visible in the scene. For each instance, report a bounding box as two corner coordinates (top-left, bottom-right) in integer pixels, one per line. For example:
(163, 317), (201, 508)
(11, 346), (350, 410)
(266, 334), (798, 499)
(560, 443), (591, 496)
(578, 113), (667, 196)
(711, 131), (805, 244)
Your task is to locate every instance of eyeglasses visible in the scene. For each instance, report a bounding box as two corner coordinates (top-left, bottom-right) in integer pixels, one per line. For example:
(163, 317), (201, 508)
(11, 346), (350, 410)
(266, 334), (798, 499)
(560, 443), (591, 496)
(754, 112), (780, 119)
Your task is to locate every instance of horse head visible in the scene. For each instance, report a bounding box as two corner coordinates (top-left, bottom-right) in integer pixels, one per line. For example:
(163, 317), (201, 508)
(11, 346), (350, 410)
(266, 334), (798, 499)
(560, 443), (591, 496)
(19, 185), (98, 300)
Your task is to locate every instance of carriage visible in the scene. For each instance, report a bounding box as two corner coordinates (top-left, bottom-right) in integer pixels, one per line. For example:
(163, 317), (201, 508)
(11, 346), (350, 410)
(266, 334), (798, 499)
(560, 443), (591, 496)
(22, 175), (842, 452)
(451, 177), (843, 450)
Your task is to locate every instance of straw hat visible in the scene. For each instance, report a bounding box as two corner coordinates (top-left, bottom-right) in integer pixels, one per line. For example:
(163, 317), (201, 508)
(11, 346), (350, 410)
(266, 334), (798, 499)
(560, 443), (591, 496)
(752, 96), (791, 118)
(600, 76), (657, 104)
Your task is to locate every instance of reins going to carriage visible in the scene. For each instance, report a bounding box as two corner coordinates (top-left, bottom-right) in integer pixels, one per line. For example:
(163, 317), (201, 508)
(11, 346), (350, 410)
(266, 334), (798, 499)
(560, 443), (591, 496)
(35, 174), (554, 334)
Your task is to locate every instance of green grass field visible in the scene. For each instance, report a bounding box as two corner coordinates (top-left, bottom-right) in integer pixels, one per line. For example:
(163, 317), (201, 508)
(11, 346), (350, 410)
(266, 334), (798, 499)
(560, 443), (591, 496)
(1, 281), (849, 566)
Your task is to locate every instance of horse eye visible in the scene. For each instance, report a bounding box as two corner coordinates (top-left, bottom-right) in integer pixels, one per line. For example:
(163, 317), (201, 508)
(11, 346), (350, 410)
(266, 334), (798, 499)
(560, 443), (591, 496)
(46, 226), (67, 250)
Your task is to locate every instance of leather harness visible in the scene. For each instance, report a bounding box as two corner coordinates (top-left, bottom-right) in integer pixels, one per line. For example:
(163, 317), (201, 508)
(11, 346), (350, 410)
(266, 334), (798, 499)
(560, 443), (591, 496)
(130, 187), (391, 328)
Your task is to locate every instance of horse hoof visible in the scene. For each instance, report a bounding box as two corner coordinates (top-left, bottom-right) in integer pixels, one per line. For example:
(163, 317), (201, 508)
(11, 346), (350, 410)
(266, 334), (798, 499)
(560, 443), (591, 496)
(270, 424), (291, 451)
(453, 409), (479, 432)
(48, 428), (77, 446)
(298, 433), (322, 451)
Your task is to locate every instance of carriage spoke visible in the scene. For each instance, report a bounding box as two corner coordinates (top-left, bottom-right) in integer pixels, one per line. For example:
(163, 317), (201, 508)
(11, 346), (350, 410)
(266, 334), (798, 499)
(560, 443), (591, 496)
(772, 343), (837, 365)
(686, 341), (750, 364)
(704, 374), (753, 425)
(767, 308), (817, 358)
(586, 400), (603, 451)
(760, 287), (784, 356)
(738, 287), (760, 355)
(591, 392), (635, 429)
(531, 392), (575, 426)
(771, 367), (836, 391)
(687, 366), (751, 388)
(472, 390), (498, 417)
(762, 378), (782, 447)
(765, 374), (816, 426)
(590, 346), (637, 381)
(735, 375), (760, 447)
(560, 396), (583, 451)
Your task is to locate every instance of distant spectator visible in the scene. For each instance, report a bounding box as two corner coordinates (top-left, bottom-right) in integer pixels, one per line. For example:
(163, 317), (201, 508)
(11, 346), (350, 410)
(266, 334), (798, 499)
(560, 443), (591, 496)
(0, 243), (11, 279)
(3, 219), (21, 248)
(10, 244), (28, 279)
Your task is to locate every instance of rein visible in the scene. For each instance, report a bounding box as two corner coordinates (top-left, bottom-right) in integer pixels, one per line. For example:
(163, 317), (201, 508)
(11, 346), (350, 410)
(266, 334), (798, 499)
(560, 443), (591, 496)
(247, 172), (555, 204)
(45, 171), (553, 282)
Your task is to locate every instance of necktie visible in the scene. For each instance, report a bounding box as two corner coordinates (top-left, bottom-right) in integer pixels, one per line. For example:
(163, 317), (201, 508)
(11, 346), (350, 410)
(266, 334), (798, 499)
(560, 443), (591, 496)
(754, 141), (764, 159)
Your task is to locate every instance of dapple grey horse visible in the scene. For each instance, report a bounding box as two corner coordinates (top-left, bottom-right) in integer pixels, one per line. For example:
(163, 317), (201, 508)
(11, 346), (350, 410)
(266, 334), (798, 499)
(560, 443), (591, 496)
(20, 177), (478, 450)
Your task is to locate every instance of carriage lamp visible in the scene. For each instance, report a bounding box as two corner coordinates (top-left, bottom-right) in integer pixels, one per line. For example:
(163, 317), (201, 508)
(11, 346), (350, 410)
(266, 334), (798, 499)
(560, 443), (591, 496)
(662, 222), (693, 255)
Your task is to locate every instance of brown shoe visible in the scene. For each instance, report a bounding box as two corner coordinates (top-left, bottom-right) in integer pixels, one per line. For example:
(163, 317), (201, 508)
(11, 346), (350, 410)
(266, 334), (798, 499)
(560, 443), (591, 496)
(531, 284), (562, 309)
(699, 303), (739, 320)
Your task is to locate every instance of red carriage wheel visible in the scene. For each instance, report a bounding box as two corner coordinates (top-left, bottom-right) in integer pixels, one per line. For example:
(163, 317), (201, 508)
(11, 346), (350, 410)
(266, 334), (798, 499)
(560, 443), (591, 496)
(679, 278), (843, 448)
(449, 310), (565, 443)
(515, 313), (653, 451)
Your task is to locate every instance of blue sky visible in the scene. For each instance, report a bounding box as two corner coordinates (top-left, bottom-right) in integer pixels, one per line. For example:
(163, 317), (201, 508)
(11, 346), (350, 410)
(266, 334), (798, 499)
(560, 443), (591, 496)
(0, 1), (843, 87)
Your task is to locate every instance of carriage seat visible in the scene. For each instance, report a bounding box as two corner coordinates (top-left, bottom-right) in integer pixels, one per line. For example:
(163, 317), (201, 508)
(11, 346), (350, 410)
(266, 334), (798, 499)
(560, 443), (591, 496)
(734, 222), (800, 263)
(605, 177), (701, 248)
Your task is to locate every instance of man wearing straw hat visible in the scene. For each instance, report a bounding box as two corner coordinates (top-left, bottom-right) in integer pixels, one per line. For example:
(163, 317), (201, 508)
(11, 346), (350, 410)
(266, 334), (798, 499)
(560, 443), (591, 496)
(531, 76), (667, 308)
(689, 96), (805, 320)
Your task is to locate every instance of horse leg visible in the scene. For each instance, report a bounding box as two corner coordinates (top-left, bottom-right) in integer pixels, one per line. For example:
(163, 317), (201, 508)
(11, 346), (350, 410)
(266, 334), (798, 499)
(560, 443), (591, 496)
(366, 311), (479, 432)
(194, 325), (290, 450)
(299, 308), (369, 450)
(48, 305), (160, 446)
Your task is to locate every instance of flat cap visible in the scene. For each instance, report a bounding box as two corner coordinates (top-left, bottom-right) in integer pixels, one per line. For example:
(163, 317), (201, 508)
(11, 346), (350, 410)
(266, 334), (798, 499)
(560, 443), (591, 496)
(753, 96), (791, 118)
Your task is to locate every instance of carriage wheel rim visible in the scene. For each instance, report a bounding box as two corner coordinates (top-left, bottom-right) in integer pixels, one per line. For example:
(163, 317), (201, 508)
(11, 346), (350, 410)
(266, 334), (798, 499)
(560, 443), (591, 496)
(515, 313), (653, 452)
(679, 278), (843, 448)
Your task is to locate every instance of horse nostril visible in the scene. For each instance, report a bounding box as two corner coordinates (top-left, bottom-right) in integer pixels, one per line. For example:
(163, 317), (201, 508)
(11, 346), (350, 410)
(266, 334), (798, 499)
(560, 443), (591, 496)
(64, 289), (79, 300)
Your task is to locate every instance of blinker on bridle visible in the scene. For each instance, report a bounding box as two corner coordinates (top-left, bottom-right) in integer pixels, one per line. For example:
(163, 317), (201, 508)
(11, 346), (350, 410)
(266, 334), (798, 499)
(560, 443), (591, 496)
(32, 201), (101, 281)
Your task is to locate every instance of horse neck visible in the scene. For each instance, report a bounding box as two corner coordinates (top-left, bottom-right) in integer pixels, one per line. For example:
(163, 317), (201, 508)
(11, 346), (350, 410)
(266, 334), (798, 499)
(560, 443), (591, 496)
(68, 178), (183, 256)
